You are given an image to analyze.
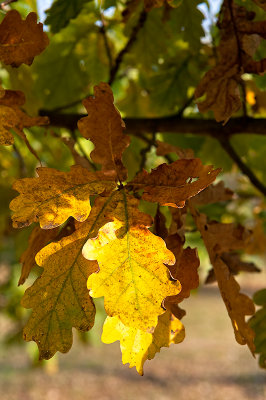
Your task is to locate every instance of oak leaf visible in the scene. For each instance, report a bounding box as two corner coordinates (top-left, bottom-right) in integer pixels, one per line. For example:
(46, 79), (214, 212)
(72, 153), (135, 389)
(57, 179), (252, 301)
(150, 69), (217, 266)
(22, 221), (98, 360)
(78, 83), (130, 181)
(191, 209), (255, 352)
(191, 181), (234, 206)
(19, 225), (59, 286)
(156, 140), (194, 159)
(249, 289), (266, 369)
(0, 10), (49, 67)
(0, 89), (49, 147)
(83, 191), (181, 331)
(102, 311), (185, 375)
(10, 165), (116, 229)
(195, 1), (266, 122)
(131, 158), (220, 208)
(205, 252), (260, 284)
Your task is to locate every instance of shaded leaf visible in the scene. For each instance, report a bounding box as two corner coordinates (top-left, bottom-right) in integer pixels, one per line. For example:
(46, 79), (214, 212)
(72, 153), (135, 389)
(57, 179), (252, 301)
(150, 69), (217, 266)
(84, 191), (180, 331)
(156, 140), (194, 159)
(191, 181), (234, 206)
(195, 1), (266, 122)
(205, 252), (260, 284)
(190, 209), (255, 352)
(0, 89), (49, 147)
(102, 310), (185, 375)
(45, 0), (93, 33)
(131, 158), (220, 208)
(10, 165), (116, 229)
(19, 226), (59, 286)
(78, 83), (130, 181)
(249, 289), (266, 369)
(0, 10), (49, 67)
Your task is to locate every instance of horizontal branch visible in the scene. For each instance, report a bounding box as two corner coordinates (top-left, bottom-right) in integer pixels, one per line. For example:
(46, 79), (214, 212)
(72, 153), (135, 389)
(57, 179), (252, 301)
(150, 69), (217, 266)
(41, 110), (266, 137)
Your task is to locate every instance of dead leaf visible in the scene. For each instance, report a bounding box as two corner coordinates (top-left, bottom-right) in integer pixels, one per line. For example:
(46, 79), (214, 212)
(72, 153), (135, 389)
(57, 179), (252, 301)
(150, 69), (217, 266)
(190, 208), (255, 353)
(78, 83), (130, 181)
(0, 10), (49, 67)
(131, 158), (221, 207)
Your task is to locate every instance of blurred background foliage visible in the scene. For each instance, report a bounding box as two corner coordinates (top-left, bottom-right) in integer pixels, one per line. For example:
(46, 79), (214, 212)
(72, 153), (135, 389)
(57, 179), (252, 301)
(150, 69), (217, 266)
(0, 0), (265, 367)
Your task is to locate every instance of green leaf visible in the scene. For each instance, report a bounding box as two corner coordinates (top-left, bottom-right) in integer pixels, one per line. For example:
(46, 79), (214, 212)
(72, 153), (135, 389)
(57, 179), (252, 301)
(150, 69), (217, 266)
(45, 0), (93, 33)
(249, 289), (266, 369)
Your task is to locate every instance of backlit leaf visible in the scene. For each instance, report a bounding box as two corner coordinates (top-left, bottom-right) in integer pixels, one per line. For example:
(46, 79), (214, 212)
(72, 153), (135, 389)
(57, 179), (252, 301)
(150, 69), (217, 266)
(10, 165), (116, 229)
(102, 310), (185, 375)
(84, 191), (180, 331)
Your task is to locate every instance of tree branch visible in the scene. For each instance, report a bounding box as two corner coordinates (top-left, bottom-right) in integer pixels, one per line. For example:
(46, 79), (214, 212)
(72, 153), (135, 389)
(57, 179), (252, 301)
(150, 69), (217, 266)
(218, 136), (266, 196)
(40, 111), (266, 138)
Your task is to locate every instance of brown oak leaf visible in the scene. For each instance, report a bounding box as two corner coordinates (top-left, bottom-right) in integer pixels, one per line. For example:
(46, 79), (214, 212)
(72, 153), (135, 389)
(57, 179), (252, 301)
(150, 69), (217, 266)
(0, 10), (49, 67)
(190, 208), (255, 353)
(131, 158), (221, 208)
(78, 83), (130, 181)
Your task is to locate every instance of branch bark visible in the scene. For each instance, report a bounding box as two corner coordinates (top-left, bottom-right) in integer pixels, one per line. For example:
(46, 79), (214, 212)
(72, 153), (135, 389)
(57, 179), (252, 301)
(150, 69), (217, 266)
(40, 111), (266, 137)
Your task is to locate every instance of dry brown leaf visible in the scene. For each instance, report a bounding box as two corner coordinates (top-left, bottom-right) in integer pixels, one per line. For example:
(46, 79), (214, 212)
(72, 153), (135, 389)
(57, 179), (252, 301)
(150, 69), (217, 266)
(131, 159), (221, 208)
(190, 208), (255, 353)
(78, 83), (130, 181)
(205, 252), (260, 284)
(156, 140), (194, 159)
(191, 181), (234, 206)
(0, 10), (49, 67)
(195, 0), (266, 122)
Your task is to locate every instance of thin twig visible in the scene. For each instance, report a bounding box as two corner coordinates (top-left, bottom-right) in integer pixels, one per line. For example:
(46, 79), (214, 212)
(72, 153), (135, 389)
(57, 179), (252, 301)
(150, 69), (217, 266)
(0, 0), (17, 10)
(218, 136), (266, 196)
(99, 19), (113, 72)
(108, 9), (147, 85)
(13, 144), (27, 178)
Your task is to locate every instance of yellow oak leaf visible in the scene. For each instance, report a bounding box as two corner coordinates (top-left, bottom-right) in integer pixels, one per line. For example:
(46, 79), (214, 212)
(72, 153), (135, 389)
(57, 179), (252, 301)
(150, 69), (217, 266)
(0, 10), (49, 67)
(19, 225), (59, 285)
(0, 89), (49, 147)
(10, 165), (116, 229)
(102, 311), (185, 375)
(190, 208), (255, 353)
(78, 83), (130, 181)
(131, 159), (221, 208)
(83, 191), (181, 331)
(21, 195), (117, 359)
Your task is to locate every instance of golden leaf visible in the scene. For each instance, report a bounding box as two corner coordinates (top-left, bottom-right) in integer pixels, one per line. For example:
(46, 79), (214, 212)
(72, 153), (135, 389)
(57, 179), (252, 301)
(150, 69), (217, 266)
(190, 208), (255, 353)
(84, 191), (180, 331)
(78, 83), (130, 181)
(21, 195), (116, 359)
(131, 159), (220, 208)
(0, 10), (49, 67)
(102, 311), (185, 375)
(10, 165), (116, 229)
